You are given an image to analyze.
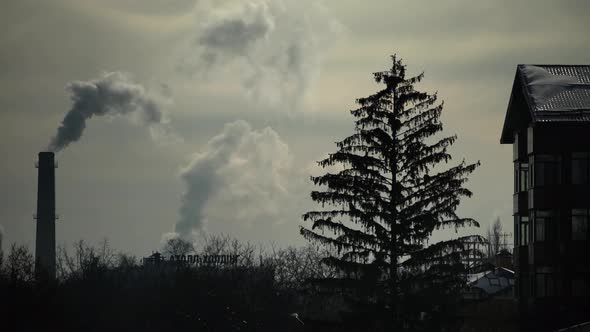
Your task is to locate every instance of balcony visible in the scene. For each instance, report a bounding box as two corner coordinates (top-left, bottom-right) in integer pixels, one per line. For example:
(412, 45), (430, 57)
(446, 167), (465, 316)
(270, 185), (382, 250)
(514, 246), (528, 268)
(513, 191), (528, 214)
(563, 240), (590, 266)
(529, 185), (590, 210)
(528, 242), (559, 266)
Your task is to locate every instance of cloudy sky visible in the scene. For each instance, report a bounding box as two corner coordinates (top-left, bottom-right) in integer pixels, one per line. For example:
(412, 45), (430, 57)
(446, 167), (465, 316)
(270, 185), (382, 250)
(1, 0), (589, 256)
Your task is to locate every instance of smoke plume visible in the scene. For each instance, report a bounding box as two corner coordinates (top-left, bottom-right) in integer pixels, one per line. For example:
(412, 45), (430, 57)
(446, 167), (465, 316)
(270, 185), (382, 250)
(0, 224), (4, 252)
(48, 72), (173, 152)
(171, 120), (294, 239)
(183, 0), (342, 107)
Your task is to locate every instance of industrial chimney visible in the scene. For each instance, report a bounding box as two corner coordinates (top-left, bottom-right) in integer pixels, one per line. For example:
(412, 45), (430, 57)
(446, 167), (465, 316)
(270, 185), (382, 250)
(35, 152), (56, 280)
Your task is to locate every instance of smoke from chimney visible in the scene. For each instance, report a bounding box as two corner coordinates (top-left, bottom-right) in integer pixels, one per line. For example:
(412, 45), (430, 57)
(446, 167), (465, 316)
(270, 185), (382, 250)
(48, 72), (172, 152)
(0, 224), (4, 253)
(180, 0), (342, 108)
(168, 120), (294, 240)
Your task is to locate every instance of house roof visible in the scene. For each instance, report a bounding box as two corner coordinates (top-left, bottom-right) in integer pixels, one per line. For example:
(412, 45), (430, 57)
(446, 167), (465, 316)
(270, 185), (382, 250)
(471, 267), (515, 295)
(500, 65), (590, 144)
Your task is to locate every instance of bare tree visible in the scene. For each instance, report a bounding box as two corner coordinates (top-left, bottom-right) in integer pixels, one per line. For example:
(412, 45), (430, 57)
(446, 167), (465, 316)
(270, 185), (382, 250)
(486, 218), (503, 259)
(197, 234), (260, 266)
(263, 244), (338, 291)
(56, 239), (116, 280)
(200, 233), (232, 255)
(116, 253), (138, 269)
(6, 243), (35, 283)
(162, 237), (195, 257)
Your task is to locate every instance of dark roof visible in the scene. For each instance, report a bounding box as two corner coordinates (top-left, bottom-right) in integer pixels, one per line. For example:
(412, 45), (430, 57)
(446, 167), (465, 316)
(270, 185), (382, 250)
(496, 249), (512, 257)
(500, 65), (590, 144)
(470, 267), (515, 295)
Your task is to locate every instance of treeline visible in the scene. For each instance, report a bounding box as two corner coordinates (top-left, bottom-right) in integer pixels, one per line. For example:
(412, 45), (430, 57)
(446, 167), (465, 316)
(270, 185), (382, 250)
(0, 235), (341, 331)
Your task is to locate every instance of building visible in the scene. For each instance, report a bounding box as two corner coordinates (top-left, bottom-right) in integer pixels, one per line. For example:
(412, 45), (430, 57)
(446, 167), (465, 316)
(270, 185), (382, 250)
(465, 267), (515, 301)
(501, 65), (590, 328)
(142, 251), (164, 266)
(494, 249), (514, 271)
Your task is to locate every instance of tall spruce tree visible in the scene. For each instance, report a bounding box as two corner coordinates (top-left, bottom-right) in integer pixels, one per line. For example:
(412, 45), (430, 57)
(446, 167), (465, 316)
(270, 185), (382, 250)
(301, 55), (484, 330)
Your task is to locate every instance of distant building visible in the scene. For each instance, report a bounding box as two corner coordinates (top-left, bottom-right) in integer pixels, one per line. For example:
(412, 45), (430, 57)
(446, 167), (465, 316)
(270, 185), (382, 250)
(501, 65), (590, 328)
(465, 267), (515, 301)
(141, 252), (239, 267)
(142, 251), (164, 266)
(494, 249), (513, 270)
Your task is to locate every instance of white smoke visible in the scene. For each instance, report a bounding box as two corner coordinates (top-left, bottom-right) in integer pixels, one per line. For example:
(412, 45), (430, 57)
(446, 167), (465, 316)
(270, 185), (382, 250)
(162, 0), (342, 244)
(181, 0), (342, 108)
(48, 72), (175, 152)
(0, 224), (4, 252)
(169, 120), (294, 239)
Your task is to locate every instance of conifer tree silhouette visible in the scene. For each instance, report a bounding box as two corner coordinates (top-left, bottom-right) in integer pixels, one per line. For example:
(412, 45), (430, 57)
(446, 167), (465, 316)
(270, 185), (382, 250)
(301, 55), (484, 330)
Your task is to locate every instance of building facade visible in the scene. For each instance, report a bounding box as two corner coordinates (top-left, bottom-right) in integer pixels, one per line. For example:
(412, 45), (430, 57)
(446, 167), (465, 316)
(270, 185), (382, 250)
(501, 65), (590, 328)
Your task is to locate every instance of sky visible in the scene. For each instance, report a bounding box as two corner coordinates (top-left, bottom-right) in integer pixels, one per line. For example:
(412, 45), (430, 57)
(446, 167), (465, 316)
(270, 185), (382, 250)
(1, 0), (589, 257)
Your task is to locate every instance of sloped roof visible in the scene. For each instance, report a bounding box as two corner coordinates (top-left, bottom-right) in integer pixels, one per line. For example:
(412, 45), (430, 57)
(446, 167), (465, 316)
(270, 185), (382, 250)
(471, 267), (515, 295)
(500, 65), (590, 144)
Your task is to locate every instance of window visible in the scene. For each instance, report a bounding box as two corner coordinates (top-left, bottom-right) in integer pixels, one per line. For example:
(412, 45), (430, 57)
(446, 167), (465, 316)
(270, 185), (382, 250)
(546, 274), (555, 297)
(521, 165), (529, 192)
(572, 209), (589, 240)
(572, 152), (590, 184)
(520, 216), (529, 245)
(572, 278), (589, 297)
(533, 210), (553, 242)
(515, 215), (529, 246)
(514, 163), (529, 193)
(535, 217), (544, 242)
(535, 273), (555, 298)
(530, 155), (561, 187)
(535, 274), (546, 297)
(514, 164), (518, 193)
(521, 274), (530, 298)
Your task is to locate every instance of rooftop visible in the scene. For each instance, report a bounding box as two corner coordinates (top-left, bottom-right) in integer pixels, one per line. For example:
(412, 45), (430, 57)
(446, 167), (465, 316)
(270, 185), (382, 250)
(471, 267), (515, 296)
(500, 65), (590, 144)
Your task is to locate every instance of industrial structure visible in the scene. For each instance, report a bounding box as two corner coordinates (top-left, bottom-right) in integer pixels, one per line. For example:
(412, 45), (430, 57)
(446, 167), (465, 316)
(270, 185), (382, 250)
(501, 65), (590, 327)
(35, 151), (57, 280)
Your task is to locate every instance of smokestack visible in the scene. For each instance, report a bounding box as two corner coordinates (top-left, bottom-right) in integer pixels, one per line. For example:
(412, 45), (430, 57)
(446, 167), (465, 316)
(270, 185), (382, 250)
(35, 152), (56, 280)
